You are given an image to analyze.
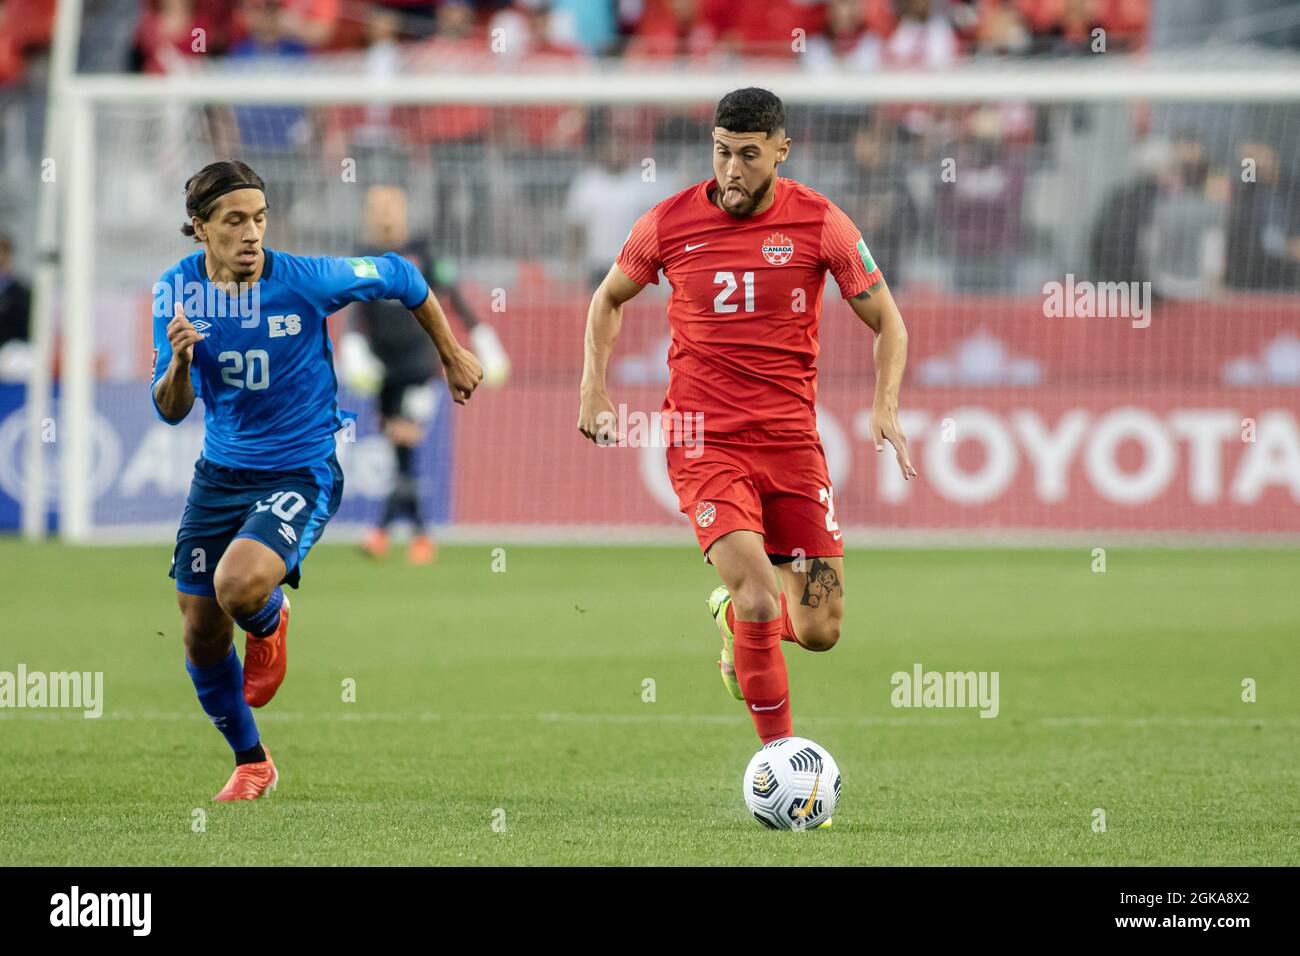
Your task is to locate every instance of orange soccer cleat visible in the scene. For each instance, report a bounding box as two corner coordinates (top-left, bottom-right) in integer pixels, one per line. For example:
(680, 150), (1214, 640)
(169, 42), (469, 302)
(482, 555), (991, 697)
(213, 748), (278, 801)
(360, 527), (390, 559)
(408, 534), (437, 565)
(243, 594), (289, 708)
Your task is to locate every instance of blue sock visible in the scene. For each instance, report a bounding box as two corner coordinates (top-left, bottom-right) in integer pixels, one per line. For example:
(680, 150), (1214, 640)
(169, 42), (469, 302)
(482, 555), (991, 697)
(237, 586), (284, 638)
(186, 647), (260, 754)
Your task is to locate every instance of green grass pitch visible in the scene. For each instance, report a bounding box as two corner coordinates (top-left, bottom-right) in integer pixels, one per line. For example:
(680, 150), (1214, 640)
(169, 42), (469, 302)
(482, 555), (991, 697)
(1, 539), (1296, 866)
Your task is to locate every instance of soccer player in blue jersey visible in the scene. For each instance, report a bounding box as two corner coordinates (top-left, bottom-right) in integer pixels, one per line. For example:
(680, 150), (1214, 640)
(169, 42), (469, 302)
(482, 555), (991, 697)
(152, 160), (483, 800)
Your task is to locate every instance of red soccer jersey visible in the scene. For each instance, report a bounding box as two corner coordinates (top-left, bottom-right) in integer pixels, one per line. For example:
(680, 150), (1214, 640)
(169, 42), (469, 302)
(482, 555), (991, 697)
(616, 177), (883, 435)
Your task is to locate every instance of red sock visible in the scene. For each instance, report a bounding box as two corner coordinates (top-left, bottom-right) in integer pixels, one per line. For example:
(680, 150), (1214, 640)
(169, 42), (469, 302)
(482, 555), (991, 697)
(732, 616), (791, 743)
(729, 596), (800, 645)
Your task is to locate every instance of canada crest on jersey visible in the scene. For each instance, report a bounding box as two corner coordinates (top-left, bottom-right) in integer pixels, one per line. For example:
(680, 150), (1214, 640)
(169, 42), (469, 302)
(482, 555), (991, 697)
(695, 501), (717, 528)
(761, 232), (795, 266)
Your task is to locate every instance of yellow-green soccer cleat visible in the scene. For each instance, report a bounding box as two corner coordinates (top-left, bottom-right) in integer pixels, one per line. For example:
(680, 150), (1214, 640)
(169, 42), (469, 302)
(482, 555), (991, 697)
(708, 585), (745, 701)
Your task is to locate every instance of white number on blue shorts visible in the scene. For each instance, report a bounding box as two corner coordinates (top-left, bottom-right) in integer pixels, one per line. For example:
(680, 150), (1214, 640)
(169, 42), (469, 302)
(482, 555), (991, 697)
(254, 490), (308, 521)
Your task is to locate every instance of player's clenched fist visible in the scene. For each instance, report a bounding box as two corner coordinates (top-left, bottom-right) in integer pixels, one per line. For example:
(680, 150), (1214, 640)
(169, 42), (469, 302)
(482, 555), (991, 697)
(576, 388), (619, 445)
(443, 345), (483, 405)
(166, 303), (204, 366)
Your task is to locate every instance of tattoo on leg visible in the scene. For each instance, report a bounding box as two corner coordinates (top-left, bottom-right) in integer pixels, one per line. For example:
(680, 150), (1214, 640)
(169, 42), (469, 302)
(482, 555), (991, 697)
(800, 558), (842, 609)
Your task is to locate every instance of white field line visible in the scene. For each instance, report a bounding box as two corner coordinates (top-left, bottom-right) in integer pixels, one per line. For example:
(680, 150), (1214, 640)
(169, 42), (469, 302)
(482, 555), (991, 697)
(81, 522), (1300, 548)
(0, 710), (1293, 728)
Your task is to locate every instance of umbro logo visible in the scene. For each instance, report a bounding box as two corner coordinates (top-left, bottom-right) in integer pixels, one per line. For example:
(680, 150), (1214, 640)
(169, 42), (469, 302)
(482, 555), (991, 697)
(278, 522), (297, 544)
(190, 319), (212, 333)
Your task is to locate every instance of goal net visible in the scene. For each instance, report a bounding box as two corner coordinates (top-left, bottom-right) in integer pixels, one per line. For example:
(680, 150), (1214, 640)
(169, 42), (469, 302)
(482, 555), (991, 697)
(40, 63), (1300, 543)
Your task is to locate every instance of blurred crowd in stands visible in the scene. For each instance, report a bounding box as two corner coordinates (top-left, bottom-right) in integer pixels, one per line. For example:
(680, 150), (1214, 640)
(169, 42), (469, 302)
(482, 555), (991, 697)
(0, 0), (1152, 85)
(559, 110), (1300, 299)
(1, 0), (1297, 314)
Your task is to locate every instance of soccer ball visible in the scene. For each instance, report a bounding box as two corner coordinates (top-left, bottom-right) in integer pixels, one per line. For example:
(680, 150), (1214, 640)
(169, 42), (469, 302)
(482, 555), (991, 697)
(743, 736), (840, 830)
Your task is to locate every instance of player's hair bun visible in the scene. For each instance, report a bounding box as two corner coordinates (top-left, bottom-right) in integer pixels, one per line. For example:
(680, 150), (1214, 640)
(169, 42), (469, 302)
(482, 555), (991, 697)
(181, 160), (267, 240)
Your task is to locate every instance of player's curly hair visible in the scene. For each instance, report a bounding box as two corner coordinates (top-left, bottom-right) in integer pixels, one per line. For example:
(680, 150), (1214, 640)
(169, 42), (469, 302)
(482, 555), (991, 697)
(180, 160), (266, 240)
(714, 88), (785, 137)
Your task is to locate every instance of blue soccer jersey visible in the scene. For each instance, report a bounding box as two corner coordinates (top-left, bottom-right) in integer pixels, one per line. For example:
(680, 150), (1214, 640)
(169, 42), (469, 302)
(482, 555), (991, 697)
(151, 248), (430, 470)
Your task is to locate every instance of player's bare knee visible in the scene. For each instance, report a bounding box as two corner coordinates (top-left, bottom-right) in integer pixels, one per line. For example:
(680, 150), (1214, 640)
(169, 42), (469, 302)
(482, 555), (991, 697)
(798, 618), (841, 652)
(731, 581), (781, 623)
(213, 564), (272, 620)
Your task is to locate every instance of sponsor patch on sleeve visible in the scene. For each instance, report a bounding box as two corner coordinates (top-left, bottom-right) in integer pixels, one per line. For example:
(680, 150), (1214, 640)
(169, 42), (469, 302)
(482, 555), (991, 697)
(856, 237), (877, 275)
(346, 257), (381, 280)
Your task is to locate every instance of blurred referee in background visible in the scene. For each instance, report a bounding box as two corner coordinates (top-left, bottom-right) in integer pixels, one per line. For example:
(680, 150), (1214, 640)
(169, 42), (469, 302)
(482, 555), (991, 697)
(342, 184), (510, 564)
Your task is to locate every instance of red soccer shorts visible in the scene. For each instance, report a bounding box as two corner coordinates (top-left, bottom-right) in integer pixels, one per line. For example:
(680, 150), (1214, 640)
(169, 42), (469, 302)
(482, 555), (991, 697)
(665, 430), (844, 559)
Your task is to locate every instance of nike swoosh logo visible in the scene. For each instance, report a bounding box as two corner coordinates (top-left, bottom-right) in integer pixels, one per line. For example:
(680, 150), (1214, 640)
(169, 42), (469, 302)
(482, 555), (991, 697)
(751, 698), (786, 712)
(833, 532), (842, 541)
(685, 242), (709, 252)
(795, 772), (821, 818)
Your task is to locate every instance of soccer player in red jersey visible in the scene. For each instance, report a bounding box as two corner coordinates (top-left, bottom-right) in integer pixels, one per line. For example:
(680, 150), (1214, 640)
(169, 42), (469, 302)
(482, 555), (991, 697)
(577, 88), (917, 744)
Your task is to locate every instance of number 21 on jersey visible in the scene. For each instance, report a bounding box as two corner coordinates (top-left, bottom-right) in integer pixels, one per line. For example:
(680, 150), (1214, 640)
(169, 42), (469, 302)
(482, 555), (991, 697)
(713, 271), (755, 313)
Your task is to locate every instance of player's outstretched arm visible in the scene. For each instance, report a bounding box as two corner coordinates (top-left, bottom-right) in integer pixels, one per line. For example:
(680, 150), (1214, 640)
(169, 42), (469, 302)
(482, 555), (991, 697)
(849, 279), (917, 480)
(153, 302), (200, 423)
(409, 290), (483, 405)
(578, 263), (643, 444)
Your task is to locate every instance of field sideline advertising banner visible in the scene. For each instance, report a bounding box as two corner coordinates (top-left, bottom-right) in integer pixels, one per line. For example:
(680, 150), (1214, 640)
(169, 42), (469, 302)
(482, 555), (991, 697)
(3, 295), (1295, 536)
(0, 384), (453, 534)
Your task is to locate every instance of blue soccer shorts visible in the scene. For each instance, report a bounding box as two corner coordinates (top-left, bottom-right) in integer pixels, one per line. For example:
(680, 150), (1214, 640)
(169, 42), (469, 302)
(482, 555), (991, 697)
(169, 453), (345, 597)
